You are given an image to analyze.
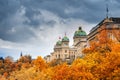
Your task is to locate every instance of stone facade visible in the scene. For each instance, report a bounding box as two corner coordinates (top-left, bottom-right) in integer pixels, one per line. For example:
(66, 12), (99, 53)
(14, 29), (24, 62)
(44, 27), (87, 63)
(88, 17), (120, 43)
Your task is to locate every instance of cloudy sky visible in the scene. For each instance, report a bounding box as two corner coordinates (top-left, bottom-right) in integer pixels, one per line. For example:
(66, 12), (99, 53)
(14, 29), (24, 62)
(0, 0), (120, 60)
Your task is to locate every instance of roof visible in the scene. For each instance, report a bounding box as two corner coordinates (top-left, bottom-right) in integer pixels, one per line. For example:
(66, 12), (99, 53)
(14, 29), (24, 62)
(74, 27), (87, 37)
(56, 40), (62, 45)
(62, 36), (69, 41)
(90, 17), (120, 33)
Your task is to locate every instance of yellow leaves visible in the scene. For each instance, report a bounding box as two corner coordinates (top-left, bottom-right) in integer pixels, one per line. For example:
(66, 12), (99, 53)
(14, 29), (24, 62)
(33, 56), (47, 71)
(52, 63), (70, 80)
(71, 58), (95, 80)
(8, 50), (120, 80)
(9, 67), (37, 80)
(3, 72), (8, 78)
(111, 43), (120, 52)
(90, 51), (120, 79)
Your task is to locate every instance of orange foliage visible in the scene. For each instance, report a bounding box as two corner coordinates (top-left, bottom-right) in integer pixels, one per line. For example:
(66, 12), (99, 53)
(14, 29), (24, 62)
(112, 27), (120, 42)
(83, 27), (112, 54)
(1, 28), (120, 80)
(33, 56), (47, 71)
(3, 72), (8, 78)
(4, 49), (120, 80)
(71, 59), (95, 80)
(52, 63), (70, 80)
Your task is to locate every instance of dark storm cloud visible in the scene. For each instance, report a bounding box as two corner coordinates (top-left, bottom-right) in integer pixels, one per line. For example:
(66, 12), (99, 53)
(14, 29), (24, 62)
(27, 0), (104, 22)
(0, 0), (19, 21)
(13, 0), (107, 23)
(0, 0), (120, 42)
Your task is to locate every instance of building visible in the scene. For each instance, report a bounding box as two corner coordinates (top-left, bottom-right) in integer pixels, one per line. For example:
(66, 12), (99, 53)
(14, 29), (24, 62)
(44, 17), (120, 63)
(44, 27), (87, 63)
(88, 17), (120, 43)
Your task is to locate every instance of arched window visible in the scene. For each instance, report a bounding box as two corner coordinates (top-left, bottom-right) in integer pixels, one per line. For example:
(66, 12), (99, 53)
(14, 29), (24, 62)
(58, 54), (60, 58)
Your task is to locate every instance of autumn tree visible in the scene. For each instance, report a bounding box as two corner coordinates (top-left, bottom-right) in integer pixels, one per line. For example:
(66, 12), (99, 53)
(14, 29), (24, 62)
(33, 56), (47, 71)
(82, 25), (120, 79)
(51, 63), (71, 80)
(17, 54), (32, 69)
(18, 54), (32, 63)
(83, 26), (113, 54)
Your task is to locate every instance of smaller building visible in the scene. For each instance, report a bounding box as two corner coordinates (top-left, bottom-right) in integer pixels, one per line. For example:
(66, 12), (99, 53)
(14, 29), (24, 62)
(88, 17), (120, 43)
(44, 27), (87, 63)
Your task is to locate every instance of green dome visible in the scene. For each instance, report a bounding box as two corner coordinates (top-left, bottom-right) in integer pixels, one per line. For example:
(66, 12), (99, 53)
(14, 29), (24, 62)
(74, 27), (87, 37)
(62, 36), (69, 41)
(56, 40), (62, 45)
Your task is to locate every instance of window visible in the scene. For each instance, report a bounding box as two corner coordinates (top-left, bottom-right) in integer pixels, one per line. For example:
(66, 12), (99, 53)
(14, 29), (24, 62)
(65, 54), (67, 58)
(108, 33), (115, 40)
(118, 25), (120, 28)
(65, 50), (67, 53)
(64, 43), (68, 46)
(106, 24), (111, 28)
(58, 54), (60, 58)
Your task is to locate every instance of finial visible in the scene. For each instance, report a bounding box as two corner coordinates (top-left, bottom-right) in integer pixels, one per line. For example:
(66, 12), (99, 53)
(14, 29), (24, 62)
(65, 32), (66, 36)
(106, 0), (109, 18)
(20, 51), (23, 57)
(79, 26), (82, 30)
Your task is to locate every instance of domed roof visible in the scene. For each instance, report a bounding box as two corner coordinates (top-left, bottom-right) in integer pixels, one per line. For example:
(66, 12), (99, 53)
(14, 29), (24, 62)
(56, 40), (62, 45)
(74, 27), (87, 37)
(62, 36), (69, 41)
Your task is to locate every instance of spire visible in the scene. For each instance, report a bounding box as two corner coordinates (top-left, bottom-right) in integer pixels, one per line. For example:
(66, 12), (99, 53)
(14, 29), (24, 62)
(65, 32), (66, 36)
(20, 51), (23, 57)
(103, 0), (113, 23)
(106, 0), (109, 18)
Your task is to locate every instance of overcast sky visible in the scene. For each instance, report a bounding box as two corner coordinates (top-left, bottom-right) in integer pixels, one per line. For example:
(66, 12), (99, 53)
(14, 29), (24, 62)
(0, 0), (120, 60)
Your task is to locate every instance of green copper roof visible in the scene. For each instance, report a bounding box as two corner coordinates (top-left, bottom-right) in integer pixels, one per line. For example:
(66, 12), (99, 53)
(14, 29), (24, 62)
(74, 27), (87, 37)
(62, 36), (69, 41)
(56, 40), (62, 45)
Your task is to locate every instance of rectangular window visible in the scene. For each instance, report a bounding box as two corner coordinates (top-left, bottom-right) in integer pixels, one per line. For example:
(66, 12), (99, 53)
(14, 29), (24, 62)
(65, 50), (67, 53)
(65, 54), (67, 58)
(118, 25), (120, 28)
(106, 24), (111, 28)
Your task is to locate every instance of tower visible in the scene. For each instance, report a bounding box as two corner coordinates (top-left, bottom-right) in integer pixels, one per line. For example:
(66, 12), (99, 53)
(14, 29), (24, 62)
(73, 27), (87, 47)
(61, 33), (69, 47)
(54, 37), (62, 52)
(73, 27), (87, 58)
(61, 33), (70, 60)
(53, 37), (62, 59)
